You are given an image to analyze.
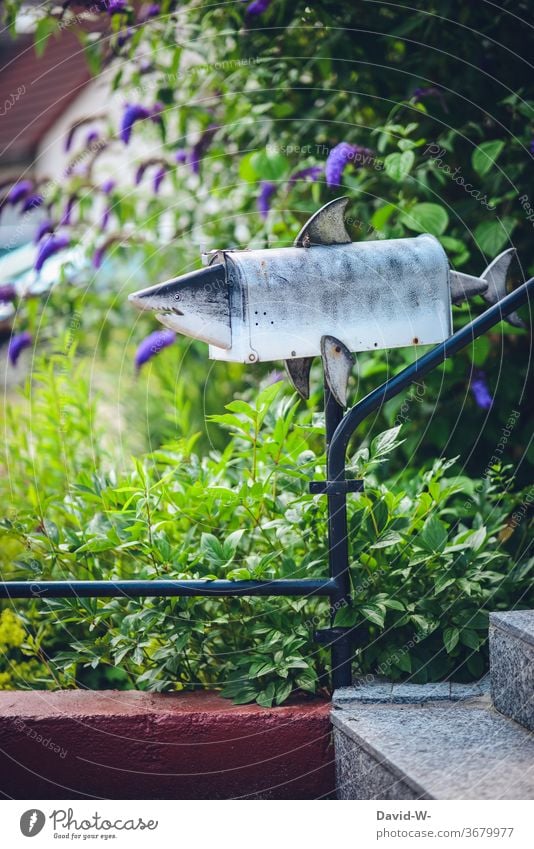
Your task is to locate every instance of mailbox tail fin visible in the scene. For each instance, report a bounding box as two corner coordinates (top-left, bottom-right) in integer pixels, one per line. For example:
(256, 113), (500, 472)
(321, 335), (355, 407)
(480, 248), (525, 328)
(450, 248), (524, 328)
(285, 357), (313, 400)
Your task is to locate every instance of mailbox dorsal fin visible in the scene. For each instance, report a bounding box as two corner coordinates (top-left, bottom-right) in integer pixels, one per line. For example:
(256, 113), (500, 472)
(285, 357), (313, 400)
(294, 197), (351, 247)
(321, 335), (354, 407)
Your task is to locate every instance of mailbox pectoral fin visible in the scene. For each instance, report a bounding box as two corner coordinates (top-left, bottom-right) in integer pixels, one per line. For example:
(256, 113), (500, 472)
(285, 357), (313, 399)
(321, 335), (355, 407)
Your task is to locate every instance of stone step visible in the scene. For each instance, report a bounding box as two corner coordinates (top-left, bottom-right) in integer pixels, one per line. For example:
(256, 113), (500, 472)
(333, 692), (534, 799)
(490, 610), (534, 732)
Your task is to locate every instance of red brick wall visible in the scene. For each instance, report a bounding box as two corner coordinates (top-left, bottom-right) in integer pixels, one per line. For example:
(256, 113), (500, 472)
(0, 690), (334, 799)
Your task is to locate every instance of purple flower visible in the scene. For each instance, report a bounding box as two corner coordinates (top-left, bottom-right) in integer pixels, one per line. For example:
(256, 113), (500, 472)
(101, 179), (116, 194)
(135, 329), (176, 370)
(325, 142), (374, 187)
(60, 195), (77, 226)
(257, 181), (276, 219)
(35, 234), (69, 272)
(139, 3), (160, 21)
(412, 86), (447, 112)
(117, 27), (133, 48)
(8, 331), (32, 366)
(105, 0), (127, 13)
(288, 165), (323, 185)
(0, 284), (17, 303)
(189, 124), (218, 174)
(174, 149), (188, 164)
(153, 166), (166, 194)
(34, 220), (54, 243)
(21, 193), (43, 212)
(6, 180), (33, 205)
(86, 130), (100, 147)
(470, 370), (493, 410)
(101, 207), (111, 230)
(120, 104), (150, 144)
(245, 0), (272, 15)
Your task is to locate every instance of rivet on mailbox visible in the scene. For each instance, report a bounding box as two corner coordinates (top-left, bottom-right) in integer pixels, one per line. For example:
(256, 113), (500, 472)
(129, 197), (522, 407)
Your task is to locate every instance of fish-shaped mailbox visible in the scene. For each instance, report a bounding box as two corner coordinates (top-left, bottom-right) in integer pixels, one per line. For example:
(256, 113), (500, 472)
(129, 197), (521, 406)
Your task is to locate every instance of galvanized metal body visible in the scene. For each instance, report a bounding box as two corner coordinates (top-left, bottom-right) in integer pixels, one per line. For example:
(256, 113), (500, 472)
(208, 235), (452, 363)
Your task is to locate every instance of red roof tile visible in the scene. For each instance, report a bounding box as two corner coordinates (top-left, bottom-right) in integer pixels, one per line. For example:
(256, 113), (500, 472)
(0, 30), (93, 165)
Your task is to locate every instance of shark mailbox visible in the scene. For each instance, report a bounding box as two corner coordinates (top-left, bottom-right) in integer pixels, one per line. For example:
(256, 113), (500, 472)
(129, 197), (522, 406)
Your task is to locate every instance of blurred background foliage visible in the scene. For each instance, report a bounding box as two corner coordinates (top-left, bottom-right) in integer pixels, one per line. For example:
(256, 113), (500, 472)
(0, 0), (532, 698)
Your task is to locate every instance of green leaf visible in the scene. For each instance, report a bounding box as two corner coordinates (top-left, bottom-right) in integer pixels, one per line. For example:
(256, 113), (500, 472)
(443, 627), (460, 653)
(461, 629), (481, 650)
(401, 203), (449, 236)
(360, 605), (386, 628)
(371, 425), (403, 457)
(418, 516), (448, 554)
(370, 531), (403, 549)
(472, 140), (505, 176)
(275, 680), (293, 704)
(384, 150), (415, 182)
(334, 606), (360, 627)
(473, 218), (516, 255)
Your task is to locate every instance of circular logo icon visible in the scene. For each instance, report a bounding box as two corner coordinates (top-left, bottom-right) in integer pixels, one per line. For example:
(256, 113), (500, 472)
(20, 810), (46, 837)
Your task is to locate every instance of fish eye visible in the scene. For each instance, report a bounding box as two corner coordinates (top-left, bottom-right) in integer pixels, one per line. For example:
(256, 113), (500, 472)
(175, 294), (181, 301)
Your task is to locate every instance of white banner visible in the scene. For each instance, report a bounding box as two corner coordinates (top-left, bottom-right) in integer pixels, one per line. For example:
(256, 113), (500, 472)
(2, 800), (533, 848)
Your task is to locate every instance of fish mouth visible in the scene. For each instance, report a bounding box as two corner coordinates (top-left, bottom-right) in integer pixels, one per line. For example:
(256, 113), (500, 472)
(128, 292), (183, 316)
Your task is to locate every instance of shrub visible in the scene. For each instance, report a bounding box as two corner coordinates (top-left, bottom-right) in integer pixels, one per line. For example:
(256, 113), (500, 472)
(1, 358), (531, 703)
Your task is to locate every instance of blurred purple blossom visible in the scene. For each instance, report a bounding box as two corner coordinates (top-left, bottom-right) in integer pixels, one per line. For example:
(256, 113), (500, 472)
(101, 179), (116, 194)
(257, 181), (276, 219)
(8, 331), (32, 366)
(35, 234), (69, 272)
(120, 104), (150, 144)
(245, 0), (272, 15)
(288, 165), (323, 185)
(7, 180), (33, 205)
(86, 130), (100, 147)
(106, 0), (127, 13)
(265, 369), (284, 386)
(60, 195), (77, 226)
(412, 86), (447, 111)
(139, 3), (160, 21)
(34, 220), (54, 243)
(0, 284), (17, 303)
(117, 28), (133, 48)
(174, 149), (188, 164)
(101, 207), (111, 230)
(189, 124), (218, 174)
(135, 329), (176, 370)
(153, 166), (166, 194)
(470, 370), (493, 410)
(325, 142), (374, 187)
(21, 193), (43, 212)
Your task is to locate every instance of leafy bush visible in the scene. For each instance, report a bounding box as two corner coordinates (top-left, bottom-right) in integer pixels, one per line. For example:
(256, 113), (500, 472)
(1, 357), (531, 702)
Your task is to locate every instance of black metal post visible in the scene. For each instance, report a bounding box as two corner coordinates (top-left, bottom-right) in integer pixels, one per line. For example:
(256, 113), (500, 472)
(324, 383), (353, 689)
